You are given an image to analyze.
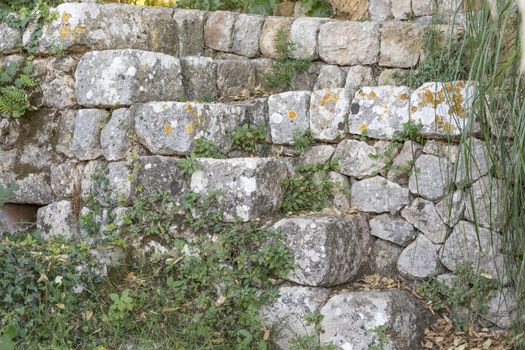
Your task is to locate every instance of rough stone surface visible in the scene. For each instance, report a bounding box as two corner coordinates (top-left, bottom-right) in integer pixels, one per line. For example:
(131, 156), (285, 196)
(180, 56), (217, 100)
(401, 198), (448, 244)
(320, 290), (430, 350)
(369, 239), (403, 276)
(173, 9), (206, 57)
(268, 91), (311, 145)
(412, 0), (434, 16)
(369, 0), (392, 20)
(398, 234), (445, 279)
(348, 86), (411, 139)
(26, 3), (177, 54)
(436, 190), (465, 226)
(387, 141), (422, 185)
(369, 214), (416, 246)
(351, 176), (409, 214)
(330, 0), (369, 19)
(107, 162), (132, 205)
(9, 174), (54, 205)
(309, 88), (350, 141)
(0, 23), (22, 54)
(290, 17), (324, 60)
(190, 158), (288, 222)
(333, 140), (387, 178)
(455, 137), (489, 187)
(132, 156), (188, 200)
(487, 288), (517, 329)
(72, 109), (108, 161)
(423, 140), (459, 161)
(260, 286), (331, 350)
(380, 22), (424, 68)
(344, 65), (375, 90)
(232, 14), (265, 58)
(204, 11), (236, 52)
(440, 221), (506, 283)
(37, 201), (77, 240)
(133, 102), (246, 156)
(75, 49), (184, 107)
(41, 75), (77, 109)
(318, 22), (380, 66)
(259, 17), (292, 59)
(329, 172), (351, 213)
(51, 160), (84, 199)
(217, 59), (255, 99)
(391, 0), (412, 19)
(273, 215), (370, 286)
(408, 154), (451, 201)
(100, 108), (132, 161)
(314, 65), (347, 90)
(300, 145), (335, 165)
(465, 176), (503, 230)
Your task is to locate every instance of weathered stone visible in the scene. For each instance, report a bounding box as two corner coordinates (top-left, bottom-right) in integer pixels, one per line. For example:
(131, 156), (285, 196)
(392, 0), (412, 19)
(423, 140), (459, 161)
(0, 23), (21, 54)
(290, 17), (324, 60)
(344, 65), (375, 91)
(51, 160), (84, 199)
(300, 145), (335, 165)
(173, 9), (206, 57)
(369, 0), (392, 20)
(377, 68), (408, 86)
(348, 86), (411, 139)
(314, 65), (347, 90)
(291, 62), (321, 91)
(330, 0), (369, 19)
(0, 204), (38, 235)
(320, 290), (430, 350)
(486, 288), (517, 329)
(204, 11), (236, 52)
(132, 156), (188, 201)
(107, 162), (132, 205)
(369, 239), (403, 276)
(25, 3), (177, 54)
(401, 198), (448, 243)
(100, 108), (132, 161)
(190, 158), (288, 222)
(268, 91), (311, 145)
(408, 154), (452, 200)
(261, 286), (331, 350)
(398, 234), (445, 279)
(80, 160), (106, 203)
(412, 0), (434, 16)
(455, 137), (489, 187)
(333, 140), (387, 178)
(232, 14), (265, 58)
(369, 214), (416, 246)
(465, 176), (504, 230)
(351, 176), (409, 214)
(217, 60), (256, 99)
(387, 141), (422, 185)
(294, 1), (308, 16)
(133, 102), (246, 156)
(410, 81), (475, 137)
(71, 109), (108, 161)
(55, 110), (76, 158)
(75, 49), (184, 107)
(252, 57), (273, 87)
(259, 17), (292, 59)
(0, 117), (20, 150)
(309, 88), (350, 141)
(273, 215), (370, 286)
(436, 190), (465, 226)
(41, 75), (77, 109)
(9, 174), (54, 205)
(318, 22), (380, 66)
(329, 172), (351, 212)
(180, 56), (217, 100)
(380, 22), (424, 68)
(37, 200), (77, 240)
(276, 1), (296, 16)
(440, 221), (506, 283)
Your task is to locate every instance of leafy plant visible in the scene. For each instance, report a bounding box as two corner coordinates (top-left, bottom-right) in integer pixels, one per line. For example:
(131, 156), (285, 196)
(368, 324), (391, 350)
(232, 124), (267, 153)
(300, 0), (333, 17)
(0, 61), (39, 118)
(193, 138), (224, 158)
(108, 289), (134, 320)
(178, 154), (202, 175)
(176, 0), (278, 15)
(293, 128), (315, 154)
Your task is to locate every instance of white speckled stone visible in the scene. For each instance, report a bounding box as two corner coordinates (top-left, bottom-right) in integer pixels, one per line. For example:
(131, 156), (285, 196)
(100, 108), (132, 161)
(37, 200), (77, 240)
(309, 88), (350, 141)
(268, 91), (311, 145)
(398, 234), (445, 279)
(72, 109), (109, 160)
(351, 176), (409, 214)
(290, 17), (325, 60)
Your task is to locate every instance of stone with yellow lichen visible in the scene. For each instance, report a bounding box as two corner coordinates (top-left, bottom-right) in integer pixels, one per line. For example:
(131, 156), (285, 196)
(310, 88), (350, 142)
(268, 91), (311, 145)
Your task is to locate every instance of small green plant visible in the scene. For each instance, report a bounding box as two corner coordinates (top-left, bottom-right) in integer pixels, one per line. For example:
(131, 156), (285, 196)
(0, 60), (39, 118)
(108, 289), (134, 320)
(293, 128), (315, 154)
(0, 324), (16, 350)
(290, 311), (336, 350)
(178, 154), (201, 175)
(232, 124), (267, 153)
(176, 0), (278, 15)
(368, 324), (391, 350)
(300, 0), (333, 17)
(192, 138), (224, 158)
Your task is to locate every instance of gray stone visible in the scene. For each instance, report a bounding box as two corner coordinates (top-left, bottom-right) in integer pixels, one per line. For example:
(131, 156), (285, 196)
(465, 176), (504, 230)
(333, 140), (387, 178)
(75, 49), (184, 107)
(314, 65), (347, 90)
(0, 23), (21, 54)
(487, 288), (517, 329)
(398, 234), (445, 279)
(369, 239), (403, 276)
(377, 68), (408, 86)
(55, 110), (77, 158)
(348, 86), (411, 140)
(412, 0), (434, 16)
(232, 14), (265, 58)
(217, 60), (256, 99)
(41, 75), (76, 109)
(133, 101), (245, 156)
(72, 109), (108, 161)
(37, 200), (77, 240)
(51, 160), (84, 199)
(173, 9), (206, 57)
(455, 137), (490, 187)
(259, 17), (292, 59)
(401, 198), (448, 244)
(108, 162), (132, 205)
(291, 62), (321, 91)
(261, 286), (331, 350)
(369, 214), (416, 246)
(318, 21), (380, 66)
(268, 91), (311, 145)
(387, 141), (422, 185)
(320, 290), (430, 350)
(440, 221), (506, 283)
(190, 158), (288, 222)
(100, 108), (132, 161)
(290, 17), (324, 60)
(392, 0), (412, 19)
(25, 3), (177, 54)
(436, 273), (455, 288)
(204, 11), (236, 52)
(273, 215), (370, 286)
(9, 173), (54, 205)
(80, 160), (106, 203)
(408, 154), (452, 201)
(344, 65), (375, 91)
(300, 145), (335, 165)
(132, 156), (188, 201)
(436, 190), (465, 226)
(180, 56), (217, 100)
(351, 176), (409, 214)
(329, 172), (351, 213)
(423, 140), (459, 161)
(309, 88), (350, 141)
(369, 0), (393, 20)
(380, 22), (424, 68)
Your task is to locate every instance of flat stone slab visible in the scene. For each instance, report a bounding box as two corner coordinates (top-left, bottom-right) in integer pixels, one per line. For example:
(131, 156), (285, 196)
(309, 88), (350, 141)
(369, 214), (416, 246)
(398, 234), (445, 279)
(37, 200), (77, 240)
(351, 176), (409, 214)
(76, 49), (184, 107)
(333, 139), (388, 178)
(408, 154), (451, 201)
(268, 91), (311, 145)
(401, 198), (448, 243)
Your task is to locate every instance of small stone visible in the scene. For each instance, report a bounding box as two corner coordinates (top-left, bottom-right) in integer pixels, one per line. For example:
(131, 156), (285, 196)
(55, 110), (76, 158)
(398, 234), (445, 279)
(351, 176), (409, 214)
(369, 239), (403, 277)
(436, 190), (465, 227)
(180, 56), (218, 101)
(41, 75), (76, 109)
(309, 88), (350, 141)
(291, 62), (322, 91)
(132, 156), (188, 201)
(259, 17), (293, 59)
(408, 154), (452, 201)
(369, 214), (416, 246)
(486, 288), (517, 329)
(300, 145), (336, 165)
(0, 23), (21, 54)
(465, 176), (504, 230)
(232, 14), (265, 58)
(377, 68), (408, 86)
(108, 162), (132, 205)
(80, 160), (106, 203)
(319, 21), (380, 66)
(9, 173), (54, 205)
(217, 60), (256, 99)
(333, 140), (387, 178)
(369, 0), (392, 20)
(100, 108), (132, 161)
(401, 198), (448, 244)
(387, 140), (422, 185)
(329, 172), (351, 212)
(204, 11), (236, 52)
(423, 140), (459, 161)
(273, 215), (370, 286)
(290, 17), (325, 60)
(455, 137), (490, 187)
(173, 9), (206, 57)
(51, 160), (84, 199)
(412, 0), (434, 16)
(37, 200), (77, 240)
(314, 65), (347, 90)
(268, 91), (311, 145)
(72, 109), (108, 161)
(380, 22), (424, 68)
(391, 0), (412, 19)
(344, 65), (375, 91)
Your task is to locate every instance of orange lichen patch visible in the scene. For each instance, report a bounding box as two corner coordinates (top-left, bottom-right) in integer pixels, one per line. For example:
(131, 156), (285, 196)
(400, 93), (409, 101)
(456, 81), (465, 89)
(288, 110), (297, 121)
(163, 124), (173, 135)
(368, 91), (377, 99)
(75, 27), (86, 34)
(185, 123), (195, 134)
(358, 123), (369, 134)
(320, 92), (339, 112)
(184, 104), (193, 112)
(419, 88), (445, 109)
(411, 106), (418, 113)
(358, 90), (366, 97)
(59, 26), (70, 39)
(442, 121), (457, 134)
(62, 12), (72, 23)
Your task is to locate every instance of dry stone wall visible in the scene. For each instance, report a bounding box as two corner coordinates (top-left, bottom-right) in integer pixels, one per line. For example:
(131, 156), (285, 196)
(0, 2), (514, 349)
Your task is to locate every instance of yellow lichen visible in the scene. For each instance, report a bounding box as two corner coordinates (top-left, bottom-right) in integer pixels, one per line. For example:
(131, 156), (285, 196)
(163, 124), (173, 135)
(358, 90), (366, 97)
(400, 93), (409, 101)
(62, 12), (72, 23)
(320, 92), (339, 112)
(411, 106), (418, 113)
(368, 91), (377, 99)
(184, 104), (193, 112)
(185, 123), (195, 134)
(59, 26), (70, 39)
(75, 27), (86, 34)
(358, 123), (369, 134)
(288, 110), (297, 121)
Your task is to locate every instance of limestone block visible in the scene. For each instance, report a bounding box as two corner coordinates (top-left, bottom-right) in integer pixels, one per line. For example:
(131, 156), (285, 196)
(380, 22), (425, 68)
(401, 198), (449, 243)
(173, 9), (206, 57)
(232, 14), (265, 58)
(369, 214), (416, 246)
(71, 109), (108, 161)
(398, 234), (445, 279)
(351, 176), (409, 214)
(180, 56), (218, 101)
(204, 11), (237, 52)
(408, 154), (452, 200)
(290, 17), (325, 60)
(309, 88), (350, 141)
(260, 17), (293, 59)
(268, 91), (311, 145)
(100, 108), (132, 161)
(37, 200), (77, 240)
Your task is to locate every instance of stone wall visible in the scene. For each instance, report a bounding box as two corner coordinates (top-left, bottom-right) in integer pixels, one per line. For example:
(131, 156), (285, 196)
(0, 3), (514, 349)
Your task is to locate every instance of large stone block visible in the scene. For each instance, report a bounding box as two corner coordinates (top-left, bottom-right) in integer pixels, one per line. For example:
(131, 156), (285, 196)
(268, 91), (311, 145)
(132, 156), (188, 201)
(320, 290), (430, 350)
(259, 17), (293, 59)
(72, 109), (109, 161)
(290, 17), (325, 60)
(318, 21), (380, 66)
(333, 139), (388, 178)
(173, 9), (206, 57)
(190, 158), (288, 222)
(100, 108), (132, 161)
(216, 59), (256, 99)
(408, 154), (452, 200)
(75, 50), (184, 107)
(180, 56), (217, 101)
(0, 23), (22, 54)
(232, 14), (265, 58)
(398, 234), (445, 279)
(204, 11), (237, 52)
(351, 176), (409, 214)
(314, 65), (347, 90)
(25, 3), (177, 54)
(401, 198), (448, 243)
(309, 88), (350, 141)
(380, 22), (425, 68)
(37, 200), (77, 240)
(272, 215), (370, 286)
(369, 214), (416, 246)
(133, 102), (246, 156)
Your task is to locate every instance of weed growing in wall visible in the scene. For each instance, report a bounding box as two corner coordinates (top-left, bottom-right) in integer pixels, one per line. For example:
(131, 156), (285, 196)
(300, 0), (333, 17)
(0, 61), (39, 119)
(290, 310), (336, 350)
(232, 124), (268, 154)
(176, 0), (279, 15)
(177, 139), (224, 175)
(292, 128), (314, 154)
